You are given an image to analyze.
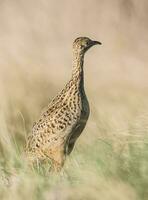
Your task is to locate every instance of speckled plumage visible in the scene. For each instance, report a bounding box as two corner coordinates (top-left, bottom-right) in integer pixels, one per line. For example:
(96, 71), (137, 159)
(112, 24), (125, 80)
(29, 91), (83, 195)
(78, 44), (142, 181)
(25, 37), (101, 171)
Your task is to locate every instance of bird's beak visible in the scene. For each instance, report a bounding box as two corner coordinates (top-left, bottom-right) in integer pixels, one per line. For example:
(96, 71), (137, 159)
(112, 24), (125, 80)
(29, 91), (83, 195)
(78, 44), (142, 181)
(92, 40), (102, 45)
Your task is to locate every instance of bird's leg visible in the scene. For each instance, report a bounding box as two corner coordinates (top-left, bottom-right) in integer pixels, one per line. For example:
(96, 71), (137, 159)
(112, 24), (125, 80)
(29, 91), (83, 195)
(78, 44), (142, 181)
(66, 140), (75, 155)
(50, 160), (63, 172)
(49, 150), (66, 173)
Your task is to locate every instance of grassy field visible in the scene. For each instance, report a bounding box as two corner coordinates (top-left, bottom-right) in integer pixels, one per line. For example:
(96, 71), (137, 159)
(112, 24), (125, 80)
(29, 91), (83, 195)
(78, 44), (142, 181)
(0, 0), (148, 199)
(0, 77), (148, 200)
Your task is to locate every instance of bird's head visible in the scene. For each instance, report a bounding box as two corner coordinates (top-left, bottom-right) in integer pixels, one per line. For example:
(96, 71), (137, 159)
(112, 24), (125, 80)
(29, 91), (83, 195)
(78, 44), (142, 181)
(73, 37), (101, 55)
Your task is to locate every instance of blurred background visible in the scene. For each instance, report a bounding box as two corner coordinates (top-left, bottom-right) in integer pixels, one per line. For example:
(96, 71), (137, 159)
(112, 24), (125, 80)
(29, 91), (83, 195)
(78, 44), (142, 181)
(0, 1), (148, 199)
(0, 0), (148, 131)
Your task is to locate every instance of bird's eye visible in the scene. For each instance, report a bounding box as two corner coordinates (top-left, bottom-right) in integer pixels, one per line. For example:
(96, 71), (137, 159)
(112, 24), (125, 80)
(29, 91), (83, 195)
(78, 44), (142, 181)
(86, 42), (89, 46)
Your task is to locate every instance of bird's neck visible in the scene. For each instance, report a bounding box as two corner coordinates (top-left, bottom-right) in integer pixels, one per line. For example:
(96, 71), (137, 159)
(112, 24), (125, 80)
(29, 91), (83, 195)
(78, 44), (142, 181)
(71, 51), (84, 89)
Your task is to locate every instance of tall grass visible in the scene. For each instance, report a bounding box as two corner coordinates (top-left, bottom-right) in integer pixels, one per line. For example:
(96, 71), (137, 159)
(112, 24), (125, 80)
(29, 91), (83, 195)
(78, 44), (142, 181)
(0, 74), (148, 200)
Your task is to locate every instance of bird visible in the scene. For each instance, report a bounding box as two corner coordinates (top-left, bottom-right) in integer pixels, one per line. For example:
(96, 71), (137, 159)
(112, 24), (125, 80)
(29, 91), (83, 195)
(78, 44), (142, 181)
(25, 37), (101, 172)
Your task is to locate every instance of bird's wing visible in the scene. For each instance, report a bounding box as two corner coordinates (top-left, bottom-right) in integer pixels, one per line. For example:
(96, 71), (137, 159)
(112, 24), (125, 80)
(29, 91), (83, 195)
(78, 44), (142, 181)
(32, 79), (72, 132)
